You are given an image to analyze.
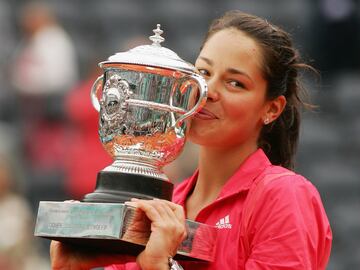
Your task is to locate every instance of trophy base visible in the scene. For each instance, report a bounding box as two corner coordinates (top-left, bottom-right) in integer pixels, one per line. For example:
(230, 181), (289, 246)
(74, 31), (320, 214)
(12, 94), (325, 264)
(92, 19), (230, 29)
(83, 171), (173, 203)
(35, 201), (217, 262)
(45, 236), (148, 257)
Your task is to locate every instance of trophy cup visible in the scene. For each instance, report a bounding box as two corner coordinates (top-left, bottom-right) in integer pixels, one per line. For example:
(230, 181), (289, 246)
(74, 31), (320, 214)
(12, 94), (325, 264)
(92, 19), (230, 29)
(35, 24), (217, 262)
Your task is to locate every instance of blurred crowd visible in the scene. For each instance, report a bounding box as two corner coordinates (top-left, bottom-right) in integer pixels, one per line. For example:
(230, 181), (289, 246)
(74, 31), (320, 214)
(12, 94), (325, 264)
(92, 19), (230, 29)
(0, 0), (359, 269)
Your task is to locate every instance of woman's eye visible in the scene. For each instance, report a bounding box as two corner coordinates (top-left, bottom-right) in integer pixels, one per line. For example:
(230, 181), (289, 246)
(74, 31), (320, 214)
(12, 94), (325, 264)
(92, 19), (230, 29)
(228, 80), (246, 89)
(197, 68), (210, 77)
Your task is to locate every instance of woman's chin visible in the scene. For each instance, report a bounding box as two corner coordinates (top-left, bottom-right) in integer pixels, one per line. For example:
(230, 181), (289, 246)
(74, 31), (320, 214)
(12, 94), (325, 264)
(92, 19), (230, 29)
(188, 133), (221, 147)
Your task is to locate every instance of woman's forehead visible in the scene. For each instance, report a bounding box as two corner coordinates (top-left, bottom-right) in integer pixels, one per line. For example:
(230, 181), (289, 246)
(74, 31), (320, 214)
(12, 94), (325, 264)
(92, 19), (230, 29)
(198, 28), (264, 74)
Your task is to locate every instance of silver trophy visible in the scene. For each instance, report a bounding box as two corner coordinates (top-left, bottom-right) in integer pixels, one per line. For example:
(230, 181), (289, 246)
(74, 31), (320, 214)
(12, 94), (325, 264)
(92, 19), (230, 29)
(35, 25), (217, 262)
(83, 24), (207, 203)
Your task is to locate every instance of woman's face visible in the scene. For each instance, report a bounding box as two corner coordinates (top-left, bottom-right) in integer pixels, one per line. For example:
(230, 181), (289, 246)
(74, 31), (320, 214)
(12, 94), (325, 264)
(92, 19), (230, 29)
(190, 28), (269, 149)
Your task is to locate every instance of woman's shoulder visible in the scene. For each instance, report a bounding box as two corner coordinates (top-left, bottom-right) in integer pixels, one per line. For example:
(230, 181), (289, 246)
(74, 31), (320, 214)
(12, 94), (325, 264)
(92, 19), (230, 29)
(258, 165), (322, 203)
(245, 165), (330, 233)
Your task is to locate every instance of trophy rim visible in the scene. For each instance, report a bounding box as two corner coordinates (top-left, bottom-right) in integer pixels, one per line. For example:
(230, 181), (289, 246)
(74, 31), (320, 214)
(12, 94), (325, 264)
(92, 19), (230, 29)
(99, 62), (195, 76)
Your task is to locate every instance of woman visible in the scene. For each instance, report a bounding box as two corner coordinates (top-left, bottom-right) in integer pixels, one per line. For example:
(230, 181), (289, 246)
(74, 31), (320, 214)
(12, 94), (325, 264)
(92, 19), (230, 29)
(50, 10), (332, 270)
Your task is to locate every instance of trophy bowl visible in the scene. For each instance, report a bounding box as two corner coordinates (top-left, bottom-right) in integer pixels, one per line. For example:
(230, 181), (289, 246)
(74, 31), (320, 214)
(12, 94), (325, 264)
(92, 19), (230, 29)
(83, 24), (207, 203)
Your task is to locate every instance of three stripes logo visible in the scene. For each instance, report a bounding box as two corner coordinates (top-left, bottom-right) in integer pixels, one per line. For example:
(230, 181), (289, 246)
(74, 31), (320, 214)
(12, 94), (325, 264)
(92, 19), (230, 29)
(215, 214), (232, 229)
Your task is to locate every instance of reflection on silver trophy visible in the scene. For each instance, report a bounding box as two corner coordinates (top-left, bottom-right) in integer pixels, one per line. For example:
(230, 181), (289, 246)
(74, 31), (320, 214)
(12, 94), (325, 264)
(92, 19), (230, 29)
(94, 24), (207, 180)
(83, 24), (208, 203)
(35, 24), (217, 262)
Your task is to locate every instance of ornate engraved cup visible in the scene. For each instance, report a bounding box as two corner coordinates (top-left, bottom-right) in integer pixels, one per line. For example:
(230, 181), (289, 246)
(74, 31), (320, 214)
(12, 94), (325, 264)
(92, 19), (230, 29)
(83, 25), (207, 203)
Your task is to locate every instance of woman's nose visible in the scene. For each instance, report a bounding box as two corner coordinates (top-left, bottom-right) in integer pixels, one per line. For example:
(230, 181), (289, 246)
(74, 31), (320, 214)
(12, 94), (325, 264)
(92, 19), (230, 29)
(206, 77), (220, 102)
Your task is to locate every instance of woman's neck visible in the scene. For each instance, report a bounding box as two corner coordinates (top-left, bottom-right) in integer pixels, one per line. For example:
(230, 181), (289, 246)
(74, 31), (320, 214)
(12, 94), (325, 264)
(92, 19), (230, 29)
(198, 144), (257, 196)
(185, 143), (258, 220)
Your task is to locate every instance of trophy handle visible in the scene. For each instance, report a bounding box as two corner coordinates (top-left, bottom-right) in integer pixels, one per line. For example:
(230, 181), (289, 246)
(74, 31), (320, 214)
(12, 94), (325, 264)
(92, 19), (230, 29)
(90, 75), (104, 112)
(175, 73), (208, 128)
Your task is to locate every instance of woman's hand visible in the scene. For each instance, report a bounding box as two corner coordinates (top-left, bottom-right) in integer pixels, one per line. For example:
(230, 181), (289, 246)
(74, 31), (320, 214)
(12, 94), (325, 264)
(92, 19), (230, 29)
(126, 198), (187, 270)
(50, 240), (135, 270)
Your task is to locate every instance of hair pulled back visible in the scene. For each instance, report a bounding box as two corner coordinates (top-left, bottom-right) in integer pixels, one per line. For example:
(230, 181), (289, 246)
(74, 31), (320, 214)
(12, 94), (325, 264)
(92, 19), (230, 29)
(202, 10), (312, 169)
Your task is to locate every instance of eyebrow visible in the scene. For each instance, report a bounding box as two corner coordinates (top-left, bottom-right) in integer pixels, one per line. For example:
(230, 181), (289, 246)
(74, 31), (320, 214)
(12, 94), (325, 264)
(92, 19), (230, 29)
(198, 56), (213, 65)
(198, 56), (253, 82)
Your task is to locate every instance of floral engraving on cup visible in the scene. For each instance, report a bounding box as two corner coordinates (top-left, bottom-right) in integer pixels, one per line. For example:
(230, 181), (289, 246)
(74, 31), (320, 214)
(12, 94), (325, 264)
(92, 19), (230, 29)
(99, 74), (134, 141)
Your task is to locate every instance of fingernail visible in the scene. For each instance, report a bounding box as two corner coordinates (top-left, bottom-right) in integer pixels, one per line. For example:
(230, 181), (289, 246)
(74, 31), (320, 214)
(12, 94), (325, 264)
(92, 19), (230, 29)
(131, 198), (139, 201)
(125, 201), (136, 206)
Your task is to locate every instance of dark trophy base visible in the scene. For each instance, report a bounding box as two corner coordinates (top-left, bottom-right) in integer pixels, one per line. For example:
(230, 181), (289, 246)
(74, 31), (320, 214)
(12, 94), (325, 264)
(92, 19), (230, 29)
(35, 172), (218, 262)
(83, 171), (173, 203)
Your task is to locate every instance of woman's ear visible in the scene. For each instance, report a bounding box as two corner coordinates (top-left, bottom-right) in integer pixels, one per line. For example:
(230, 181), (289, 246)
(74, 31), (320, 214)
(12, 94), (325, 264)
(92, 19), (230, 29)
(263, 95), (286, 125)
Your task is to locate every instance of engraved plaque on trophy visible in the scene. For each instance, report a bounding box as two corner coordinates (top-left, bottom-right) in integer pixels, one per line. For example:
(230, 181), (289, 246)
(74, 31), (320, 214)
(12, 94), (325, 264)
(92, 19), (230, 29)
(35, 24), (217, 262)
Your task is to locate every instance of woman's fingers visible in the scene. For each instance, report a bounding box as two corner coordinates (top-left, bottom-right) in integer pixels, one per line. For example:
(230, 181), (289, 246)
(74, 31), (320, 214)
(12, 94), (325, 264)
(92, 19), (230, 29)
(126, 199), (187, 243)
(126, 199), (185, 225)
(153, 199), (187, 239)
(126, 200), (163, 221)
(133, 199), (187, 269)
(155, 199), (186, 223)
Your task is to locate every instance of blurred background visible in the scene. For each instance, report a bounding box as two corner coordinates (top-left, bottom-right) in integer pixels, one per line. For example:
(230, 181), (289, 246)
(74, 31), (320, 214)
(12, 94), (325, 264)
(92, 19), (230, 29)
(0, 0), (359, 269)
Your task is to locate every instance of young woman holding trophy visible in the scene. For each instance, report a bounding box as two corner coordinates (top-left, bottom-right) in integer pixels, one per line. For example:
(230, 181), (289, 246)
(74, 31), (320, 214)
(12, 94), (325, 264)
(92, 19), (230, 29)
(50, 10), (332, 270)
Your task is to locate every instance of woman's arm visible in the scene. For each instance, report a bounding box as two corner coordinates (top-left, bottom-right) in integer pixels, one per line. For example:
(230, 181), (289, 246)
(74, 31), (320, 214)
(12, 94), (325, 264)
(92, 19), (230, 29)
(244, 175), (332, 270)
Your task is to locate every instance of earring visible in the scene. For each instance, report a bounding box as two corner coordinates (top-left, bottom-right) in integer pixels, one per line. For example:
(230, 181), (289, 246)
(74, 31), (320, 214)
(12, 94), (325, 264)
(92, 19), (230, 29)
(264, 118), (270, 125)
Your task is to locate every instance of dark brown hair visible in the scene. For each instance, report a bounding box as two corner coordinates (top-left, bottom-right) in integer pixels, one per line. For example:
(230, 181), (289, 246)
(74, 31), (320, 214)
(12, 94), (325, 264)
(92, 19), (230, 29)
(202, 10), (313, 169)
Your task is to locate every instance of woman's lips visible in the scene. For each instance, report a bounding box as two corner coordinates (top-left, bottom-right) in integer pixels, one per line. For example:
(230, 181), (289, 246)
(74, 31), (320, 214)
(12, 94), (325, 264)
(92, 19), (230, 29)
(194, 108), (218, 120)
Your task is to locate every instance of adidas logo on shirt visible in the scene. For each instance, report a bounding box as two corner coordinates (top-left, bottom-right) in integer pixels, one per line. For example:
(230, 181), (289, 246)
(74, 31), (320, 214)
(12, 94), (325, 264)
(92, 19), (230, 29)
(215, 214), (232, 229)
